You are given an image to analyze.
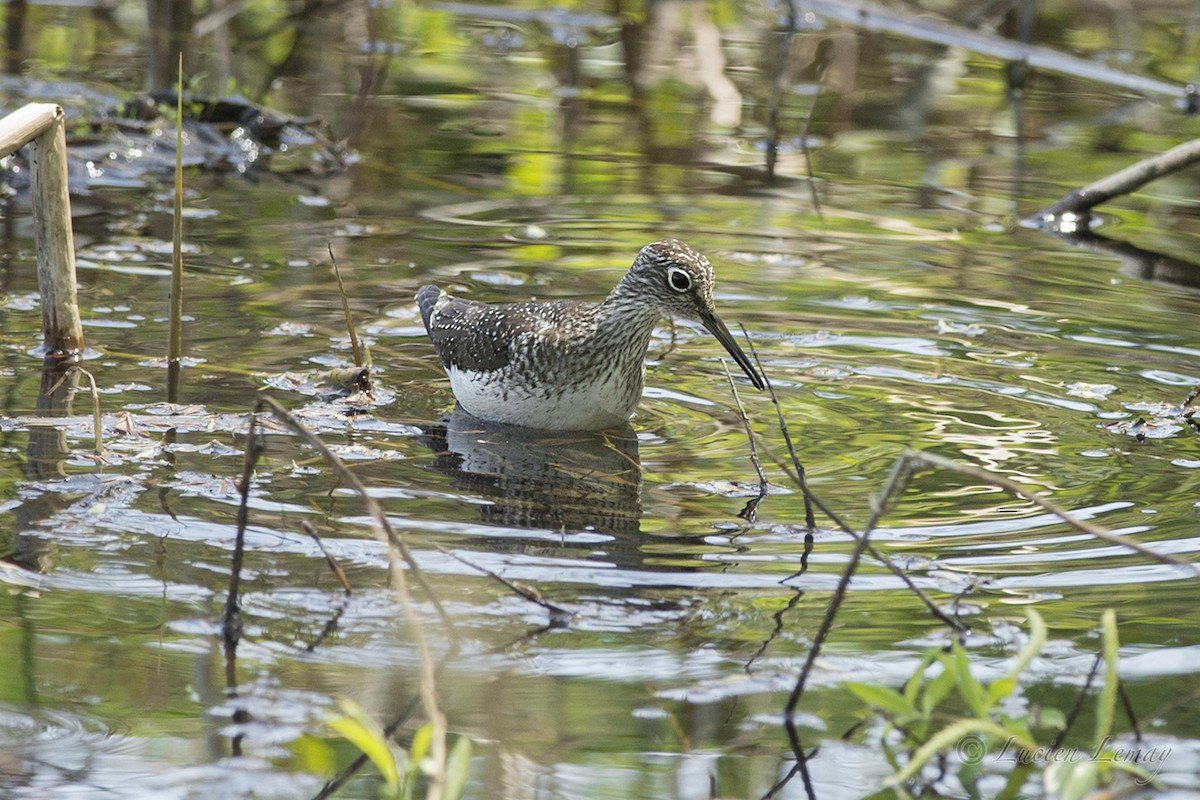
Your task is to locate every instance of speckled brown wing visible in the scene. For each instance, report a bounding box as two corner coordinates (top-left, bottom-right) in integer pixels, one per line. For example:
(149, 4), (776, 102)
(418, 286), (596, 375)
(417, 285), (510, 372)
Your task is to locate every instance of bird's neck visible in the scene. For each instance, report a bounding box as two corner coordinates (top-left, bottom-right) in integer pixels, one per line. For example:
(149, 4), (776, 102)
(594, 282), (662, 354)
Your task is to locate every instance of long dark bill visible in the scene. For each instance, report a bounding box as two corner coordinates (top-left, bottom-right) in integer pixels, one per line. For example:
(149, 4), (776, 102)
(701, 310), (766, 391)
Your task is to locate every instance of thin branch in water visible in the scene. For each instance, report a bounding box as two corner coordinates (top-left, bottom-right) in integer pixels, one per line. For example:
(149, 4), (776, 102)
(764, 0), (795, 183)
(738, 327), (962, 630)
(301, 519), (352, 596)
(303, 601), (349, 654)
(76, 367), (103, 458)
(781, 450), (923, 759)
(1051, 652), (1102, 751)
(905, 449), (1196, 571)
(761, 754), (816, 800)
(253, 395), (451, 796)
(781, 491), (875, 767)
(328, 243), (365, 370)
(774, 443), (1194, 787)
(1182, 384), (1200, 408)
(722, 357), (770, 523)
(224, 406), (265, 649)
(1028, 137), (1200, 229)
(255, 395), (456, 630)
(313, 693), (424, 800)
(799, 0), (1188, 101)
(740, 324), (815, 530)
(1117, 679), (1143, 746)
(745, 587), (804, 673)
(48, 365), (104, 457)
(1182, 384), (1200, 434)
(434, 544), (573, 628)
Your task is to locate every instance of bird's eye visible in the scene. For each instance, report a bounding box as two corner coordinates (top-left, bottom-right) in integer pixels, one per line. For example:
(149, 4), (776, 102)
(667, 267), (691, 292)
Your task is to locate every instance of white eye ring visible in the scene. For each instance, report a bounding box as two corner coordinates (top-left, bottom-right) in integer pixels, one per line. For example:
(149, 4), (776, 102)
(667, 267), (691, 292)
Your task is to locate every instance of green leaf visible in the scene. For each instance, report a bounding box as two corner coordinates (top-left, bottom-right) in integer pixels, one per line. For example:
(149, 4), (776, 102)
(999, 717), (1035, 745)
(888, 718), (1034, 785)
(987, 676), (1017, 705)
(444, 734), (474, 800)
(995, 760), (1034, 800)
(1035, 707), (1067, 730)
(409, 722), (433, 773)
(954, 645), (989, 718)
(922, 657), (958, 716)
(846, 682), (917, 718)
(902, 647), (940, 705)
(1006, 608), (1047, 682)
(1043, 760), (1099, 800)
(1104, 751), (1153, 784)
(289, 733), (337, 777)
(904, 648), (940, 706)
(1094, 609), (1119, 748)
(327, 699), (401, 793)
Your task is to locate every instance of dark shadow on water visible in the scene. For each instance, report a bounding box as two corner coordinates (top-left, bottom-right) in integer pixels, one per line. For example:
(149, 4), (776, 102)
(1050, 228), (1200, 291)
(419, 408), (643, 536)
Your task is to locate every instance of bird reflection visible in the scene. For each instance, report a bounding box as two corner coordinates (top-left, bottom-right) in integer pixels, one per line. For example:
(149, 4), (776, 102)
(419, 408), (643, 535)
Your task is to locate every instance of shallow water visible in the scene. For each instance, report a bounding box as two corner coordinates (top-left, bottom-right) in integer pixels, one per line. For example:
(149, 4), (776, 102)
(2, 2), (1200, 798)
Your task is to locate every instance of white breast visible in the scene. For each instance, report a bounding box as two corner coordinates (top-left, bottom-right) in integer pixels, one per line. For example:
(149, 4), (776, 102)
(448, 365), (640, 430)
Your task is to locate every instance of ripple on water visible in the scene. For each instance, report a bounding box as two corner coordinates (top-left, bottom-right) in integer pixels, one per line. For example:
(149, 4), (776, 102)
(0, 704), (327, 800)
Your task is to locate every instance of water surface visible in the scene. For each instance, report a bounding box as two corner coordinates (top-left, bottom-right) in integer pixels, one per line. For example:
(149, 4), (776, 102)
(2, 2), (1199, 798)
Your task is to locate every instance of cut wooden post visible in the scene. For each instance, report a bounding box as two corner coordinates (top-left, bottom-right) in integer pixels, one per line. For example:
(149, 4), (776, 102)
(0, 102), (85, 361)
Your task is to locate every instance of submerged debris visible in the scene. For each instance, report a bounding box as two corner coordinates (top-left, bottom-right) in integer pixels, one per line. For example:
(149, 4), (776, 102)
(1107, 387), (1200, 441)
(1, 87), (353, 197)
(262, 367), (389, 411)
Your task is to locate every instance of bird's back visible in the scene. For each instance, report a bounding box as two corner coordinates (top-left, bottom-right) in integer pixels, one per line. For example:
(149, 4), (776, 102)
(417, 285), (603, 372)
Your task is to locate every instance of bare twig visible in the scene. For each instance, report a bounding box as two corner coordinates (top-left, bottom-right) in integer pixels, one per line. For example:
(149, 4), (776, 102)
(47, 365), (104, 457)
(765, 0), (795, 184)
(781, 450), (900, 765)
(722, 358), (770, 523)
(1051, 652), (1102, 750)
(328, 243), (365, 369)
(905, 449), (1195, 571)
(1117, 679), (1143, 746)
(251, 396), (454, 799)
(739, 326), (963, 629)
(224, 407), (265, 648)
(301, 519), (352, 595)
(78, 367), (103, 458)
(254, 396), (455, 628)
(313, 694), (424, 800)
(741, 325), (815, 530)
(775, 440), (1197, 778)
(168, 55), (185, 403)
(435, 544), (573, 627)
(1029, 138), (1200, 228)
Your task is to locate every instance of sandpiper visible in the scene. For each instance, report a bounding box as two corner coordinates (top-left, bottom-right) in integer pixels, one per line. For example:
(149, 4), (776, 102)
(416, 239), (766, 430)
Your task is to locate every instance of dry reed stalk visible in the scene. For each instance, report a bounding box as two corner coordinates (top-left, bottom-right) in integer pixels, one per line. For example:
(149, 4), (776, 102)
(0, 103), (84, 359)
